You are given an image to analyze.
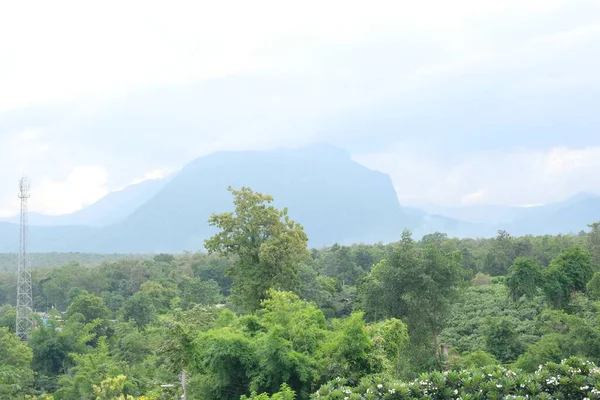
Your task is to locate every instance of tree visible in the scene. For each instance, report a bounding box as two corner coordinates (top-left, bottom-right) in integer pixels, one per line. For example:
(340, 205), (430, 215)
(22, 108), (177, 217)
(483, 230), (516, 276)
(543, 246), (594, 308)
(54, 337), (125, 400)
(179, 277), (221, 307)
(121, 291), (156, 330)
(0, 327), (34, 397)
(484, 317), (525, 363)
(0, 305), (15, 333)
(506, 257), (543, 300)
(587, 222), (600, 266)
(357, 230), (465, 364)
(67, 293), (110, 323)
(365, 318), (409, 375)
(587, 272), (600, 300)
(205, 187), (309, 312)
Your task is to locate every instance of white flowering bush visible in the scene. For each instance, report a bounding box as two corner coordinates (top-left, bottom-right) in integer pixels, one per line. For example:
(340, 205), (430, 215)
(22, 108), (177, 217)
(310, 357), (600, 400)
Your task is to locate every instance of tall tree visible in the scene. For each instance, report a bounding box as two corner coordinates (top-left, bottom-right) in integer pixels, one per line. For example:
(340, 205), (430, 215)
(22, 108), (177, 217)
(587, 222), (600, 266)
(205, 187), (309, 312)
(0, 327), (34, 397)
(506, 257), (543, 301)
(543, 246), (594, 308)
(358, 230), (465, 363)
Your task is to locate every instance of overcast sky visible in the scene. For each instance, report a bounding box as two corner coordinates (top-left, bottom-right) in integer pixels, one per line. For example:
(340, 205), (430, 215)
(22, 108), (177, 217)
(1, 0), (600, 216)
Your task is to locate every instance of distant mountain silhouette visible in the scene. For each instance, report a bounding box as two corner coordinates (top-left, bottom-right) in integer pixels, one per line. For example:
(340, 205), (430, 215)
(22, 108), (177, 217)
(502, 193), (600, 236)
(0, 146), (597, 253)
(81, 144), (413, 252)
(420, 192), (600, 236)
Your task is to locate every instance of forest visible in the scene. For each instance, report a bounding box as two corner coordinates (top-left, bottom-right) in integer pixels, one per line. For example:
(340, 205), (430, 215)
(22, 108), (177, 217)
(2, 186), (600, 399)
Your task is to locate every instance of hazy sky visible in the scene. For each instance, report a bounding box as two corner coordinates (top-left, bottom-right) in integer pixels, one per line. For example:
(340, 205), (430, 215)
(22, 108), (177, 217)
(1, 0), (600, 216)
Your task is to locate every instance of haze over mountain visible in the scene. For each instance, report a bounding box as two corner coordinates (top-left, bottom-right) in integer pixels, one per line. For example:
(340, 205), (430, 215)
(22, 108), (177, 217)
(0, 145), (417, 252)
(0, 145), (598, 253)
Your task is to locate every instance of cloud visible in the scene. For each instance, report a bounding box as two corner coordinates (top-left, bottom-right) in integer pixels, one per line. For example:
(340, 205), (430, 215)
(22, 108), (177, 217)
(0, 0), (599, 214)
(31, 166), (110, 215)
(354, 145), (600, 207)
(462, 190), (488, 205)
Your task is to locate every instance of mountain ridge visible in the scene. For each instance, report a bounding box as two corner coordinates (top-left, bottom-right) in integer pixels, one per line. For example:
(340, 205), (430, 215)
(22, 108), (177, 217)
(0, 145), (598, 253)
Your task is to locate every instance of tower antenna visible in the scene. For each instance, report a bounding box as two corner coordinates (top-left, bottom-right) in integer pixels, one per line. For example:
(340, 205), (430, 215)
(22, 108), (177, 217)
(16, 176), (33, 340)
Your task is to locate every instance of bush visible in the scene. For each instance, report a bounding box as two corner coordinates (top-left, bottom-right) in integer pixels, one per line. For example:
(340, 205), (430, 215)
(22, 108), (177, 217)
(311, 357), (600, 399)
(472, 273), (492, 286)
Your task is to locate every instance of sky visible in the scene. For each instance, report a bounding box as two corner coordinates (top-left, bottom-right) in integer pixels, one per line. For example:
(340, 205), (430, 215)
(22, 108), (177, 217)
(1, 0), (600, 216)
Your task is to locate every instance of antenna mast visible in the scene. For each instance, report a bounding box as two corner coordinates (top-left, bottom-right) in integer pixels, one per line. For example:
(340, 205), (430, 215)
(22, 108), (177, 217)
(16, 176), (33, 340)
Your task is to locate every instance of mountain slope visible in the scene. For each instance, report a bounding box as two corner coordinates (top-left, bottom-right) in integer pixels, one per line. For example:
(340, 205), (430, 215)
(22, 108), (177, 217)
(83, 144), (411, 252)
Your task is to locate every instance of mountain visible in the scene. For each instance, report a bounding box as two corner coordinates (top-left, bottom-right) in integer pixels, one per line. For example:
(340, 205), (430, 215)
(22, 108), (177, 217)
(1, 145), (596, 254)
(81, 144), (413, 252)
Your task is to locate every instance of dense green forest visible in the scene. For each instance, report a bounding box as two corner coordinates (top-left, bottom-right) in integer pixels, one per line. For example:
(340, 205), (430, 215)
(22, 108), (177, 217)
(1, 187), (600, 399)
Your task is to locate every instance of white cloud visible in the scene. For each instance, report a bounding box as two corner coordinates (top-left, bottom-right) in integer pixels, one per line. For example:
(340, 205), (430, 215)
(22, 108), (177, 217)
(30, 166), (110, 215)
(0, 0), (599, 215)
(0, 0), (591, 112)
(355, 145), (600, 207)
(461, 190), (488, 205)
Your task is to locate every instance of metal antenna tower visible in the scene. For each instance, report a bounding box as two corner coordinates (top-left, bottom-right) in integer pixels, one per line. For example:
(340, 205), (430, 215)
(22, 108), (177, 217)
(16, 176), (33, 340)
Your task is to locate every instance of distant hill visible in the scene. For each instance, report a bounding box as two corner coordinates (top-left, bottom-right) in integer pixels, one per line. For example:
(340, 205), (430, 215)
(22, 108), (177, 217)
(502, 194), (600, 236)
(0, 145), (597, 253)
(420, 192), (600, 236)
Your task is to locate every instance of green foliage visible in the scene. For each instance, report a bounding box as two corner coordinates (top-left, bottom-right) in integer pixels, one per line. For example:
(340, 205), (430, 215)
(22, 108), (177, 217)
(587, 272), (600, 300)
(440, 284), (544, 359)
(358, 230), (465, 364)
(312, 358), (600, 400)
(179, 277), (221, 307)
(471, 272), (492, 286)
(205, 186), (310, 312)
(485, 317), (526, 363)
(507, 257), (543, 300)
(446, 350), (499, 370)
(54, 337), (125, 399)
(242, 383), (296, 400)
(66, 293), (110, 323)
(0, 305), (15, 333)
(0, 327), (34, 397)
(121, 291), (156, 330)
(515, 308), (600, 371)
(483, 230), (516, 276)
(587, 222), (600, 266)
(30, 318), (93, 377)
(543, 246), (595, 308)
(365, 318), (409, 376)
(1, 188), (600, 399)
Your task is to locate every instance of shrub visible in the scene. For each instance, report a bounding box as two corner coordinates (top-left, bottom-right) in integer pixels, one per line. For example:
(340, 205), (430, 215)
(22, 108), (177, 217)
(311, 357), (600, 399)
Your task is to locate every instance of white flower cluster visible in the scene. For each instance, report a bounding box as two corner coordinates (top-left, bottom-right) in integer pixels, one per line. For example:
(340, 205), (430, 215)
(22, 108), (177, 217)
(545, 376), (559, 386)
